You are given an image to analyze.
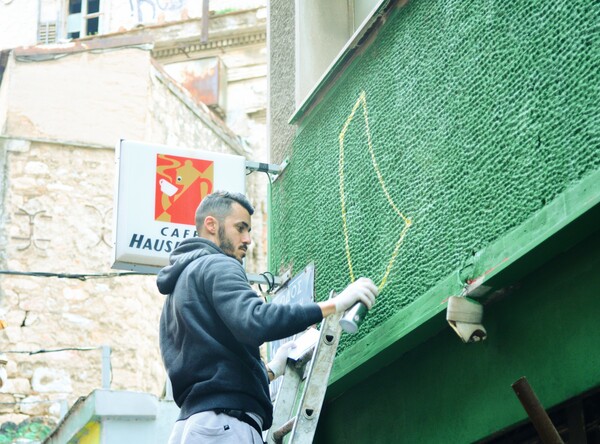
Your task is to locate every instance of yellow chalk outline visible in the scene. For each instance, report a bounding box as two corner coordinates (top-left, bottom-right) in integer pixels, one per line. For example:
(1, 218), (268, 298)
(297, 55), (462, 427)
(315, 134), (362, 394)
(339, 91), (412, 292)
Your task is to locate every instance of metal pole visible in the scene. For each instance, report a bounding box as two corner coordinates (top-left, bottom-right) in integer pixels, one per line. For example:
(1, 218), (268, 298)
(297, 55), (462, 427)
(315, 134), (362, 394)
(201, 0), (209, 44)
(101, 345), (111, 389)
(512, 377), (564, 444)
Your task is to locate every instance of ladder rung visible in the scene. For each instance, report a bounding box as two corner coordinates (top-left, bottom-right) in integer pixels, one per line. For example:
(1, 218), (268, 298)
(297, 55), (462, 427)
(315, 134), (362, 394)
(267, 292), (343, 444)
(272, 416), (296, 443)
(295, 346), (315, 365)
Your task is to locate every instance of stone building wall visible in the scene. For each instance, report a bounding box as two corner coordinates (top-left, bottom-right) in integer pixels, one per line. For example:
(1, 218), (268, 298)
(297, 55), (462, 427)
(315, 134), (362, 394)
(0, 141), (163, 426)
(0, 44), (254, 428)
(0, 4), (269, 437)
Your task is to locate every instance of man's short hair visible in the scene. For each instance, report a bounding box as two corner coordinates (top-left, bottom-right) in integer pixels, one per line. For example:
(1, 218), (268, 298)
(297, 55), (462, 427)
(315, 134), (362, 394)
(195, 190), (254, 230)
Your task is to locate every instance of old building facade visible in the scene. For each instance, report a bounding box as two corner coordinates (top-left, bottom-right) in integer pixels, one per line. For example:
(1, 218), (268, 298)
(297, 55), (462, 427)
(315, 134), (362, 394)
(0, 1), (268, 440)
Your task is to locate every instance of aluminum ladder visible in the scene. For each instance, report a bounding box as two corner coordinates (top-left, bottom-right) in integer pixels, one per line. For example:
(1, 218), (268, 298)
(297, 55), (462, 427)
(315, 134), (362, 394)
(266, 296), (343, 444)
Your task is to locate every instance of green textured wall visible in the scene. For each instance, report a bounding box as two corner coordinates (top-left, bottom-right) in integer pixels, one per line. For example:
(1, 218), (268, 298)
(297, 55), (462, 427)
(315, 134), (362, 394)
(270, 0), (599, 354)
(313, 232), (600, 443)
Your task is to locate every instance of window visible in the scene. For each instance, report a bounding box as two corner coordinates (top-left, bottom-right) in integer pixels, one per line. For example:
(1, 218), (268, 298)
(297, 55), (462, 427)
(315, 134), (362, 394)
(295, 0), (380, 107)
(66, 0), (102, 39)
(38, 22), (57, 44)
(37, 0), (60, 44)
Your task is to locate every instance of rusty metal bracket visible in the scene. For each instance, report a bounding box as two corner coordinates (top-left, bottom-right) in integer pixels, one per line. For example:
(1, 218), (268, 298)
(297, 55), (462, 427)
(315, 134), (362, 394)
(512, 376), (564, 444)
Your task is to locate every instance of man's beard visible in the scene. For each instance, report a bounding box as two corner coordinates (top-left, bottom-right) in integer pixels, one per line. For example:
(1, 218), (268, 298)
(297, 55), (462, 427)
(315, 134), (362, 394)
(218, 226), (242, 263)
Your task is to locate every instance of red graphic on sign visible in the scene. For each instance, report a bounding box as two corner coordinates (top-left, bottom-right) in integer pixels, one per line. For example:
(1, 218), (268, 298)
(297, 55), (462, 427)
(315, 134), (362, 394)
(155, 154), (214, 225)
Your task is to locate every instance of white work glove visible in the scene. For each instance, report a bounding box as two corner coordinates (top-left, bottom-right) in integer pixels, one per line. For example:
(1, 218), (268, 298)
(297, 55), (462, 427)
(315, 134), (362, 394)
(334, 277), (378, 313)
(267, 341), (296, 379)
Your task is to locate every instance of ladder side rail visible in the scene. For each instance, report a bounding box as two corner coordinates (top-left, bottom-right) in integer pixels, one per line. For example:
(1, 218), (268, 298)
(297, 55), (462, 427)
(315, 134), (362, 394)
(266, 357), (308, 443)
(288, 311), (343, 444)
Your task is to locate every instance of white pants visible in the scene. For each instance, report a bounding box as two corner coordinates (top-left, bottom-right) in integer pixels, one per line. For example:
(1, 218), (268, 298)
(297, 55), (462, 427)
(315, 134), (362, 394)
(168, 411), (264, 444)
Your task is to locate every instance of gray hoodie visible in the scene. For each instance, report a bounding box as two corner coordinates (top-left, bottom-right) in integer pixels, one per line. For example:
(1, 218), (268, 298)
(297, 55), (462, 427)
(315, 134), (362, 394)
(158, 237), (323, 429)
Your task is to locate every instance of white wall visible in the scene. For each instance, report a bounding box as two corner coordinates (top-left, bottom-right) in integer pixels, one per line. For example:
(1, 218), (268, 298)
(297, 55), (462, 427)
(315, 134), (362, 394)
(2, 47), (151, 147)
(0, 0), (40, 50)
(295, 0), (352, 106)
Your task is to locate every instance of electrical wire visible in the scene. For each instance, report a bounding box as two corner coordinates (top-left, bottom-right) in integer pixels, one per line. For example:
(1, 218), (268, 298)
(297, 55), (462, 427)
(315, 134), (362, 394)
(0, 270), (154, 281)
(0, 399), (67, 405)
(246, 169), (274, 185)
(257, 271), (275, 294)
(2, 347), (102, 355)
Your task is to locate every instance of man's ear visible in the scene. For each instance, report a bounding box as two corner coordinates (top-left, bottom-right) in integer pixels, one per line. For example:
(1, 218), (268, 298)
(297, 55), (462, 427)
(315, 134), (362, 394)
(204, 216), (218, 235)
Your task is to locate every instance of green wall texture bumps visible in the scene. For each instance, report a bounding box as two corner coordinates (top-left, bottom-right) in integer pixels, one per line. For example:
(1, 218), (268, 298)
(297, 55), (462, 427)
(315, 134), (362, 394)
(0, 418), (56, 444)
(313, 232), (600, 443)
(270, 0), (599, 353)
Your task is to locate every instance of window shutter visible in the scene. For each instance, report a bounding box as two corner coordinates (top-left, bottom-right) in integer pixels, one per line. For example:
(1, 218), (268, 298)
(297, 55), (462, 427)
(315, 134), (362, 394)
(38, 22), (57, 44)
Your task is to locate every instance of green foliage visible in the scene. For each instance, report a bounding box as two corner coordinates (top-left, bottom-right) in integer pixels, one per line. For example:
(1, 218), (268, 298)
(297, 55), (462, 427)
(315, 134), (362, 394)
(0, 417), (56, 444)
(214, 8), (237, 15)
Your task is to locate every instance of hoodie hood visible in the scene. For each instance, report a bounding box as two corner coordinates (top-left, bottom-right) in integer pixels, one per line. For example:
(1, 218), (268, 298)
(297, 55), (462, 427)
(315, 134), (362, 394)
(156, 237), (223, 295)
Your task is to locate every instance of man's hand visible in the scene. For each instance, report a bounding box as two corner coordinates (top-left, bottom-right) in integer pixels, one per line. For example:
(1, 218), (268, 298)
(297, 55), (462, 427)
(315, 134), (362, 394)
(334, 278), (378, 313)
(267, 341), (296, 380)
(317, 277), (378, 318)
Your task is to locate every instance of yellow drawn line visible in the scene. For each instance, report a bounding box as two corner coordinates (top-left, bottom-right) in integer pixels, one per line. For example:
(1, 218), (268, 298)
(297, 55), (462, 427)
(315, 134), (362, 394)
(339, 91), (412, 292)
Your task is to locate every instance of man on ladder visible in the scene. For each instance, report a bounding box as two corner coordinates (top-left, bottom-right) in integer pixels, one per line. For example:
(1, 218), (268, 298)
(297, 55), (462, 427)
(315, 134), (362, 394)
(158, 191), (379, 444)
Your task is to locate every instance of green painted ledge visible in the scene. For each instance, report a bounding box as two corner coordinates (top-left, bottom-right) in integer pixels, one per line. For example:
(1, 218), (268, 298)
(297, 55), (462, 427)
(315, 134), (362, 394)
(327, 167), (600, 399)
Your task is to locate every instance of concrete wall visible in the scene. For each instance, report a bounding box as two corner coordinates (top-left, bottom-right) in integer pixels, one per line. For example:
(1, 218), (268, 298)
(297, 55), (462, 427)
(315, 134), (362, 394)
(147, 64), (242, 156)
(0, 0), (39, 50)
(2, 48), (150, 147)
(267, 0), (296, 165)
(295, 0), (352, 106)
